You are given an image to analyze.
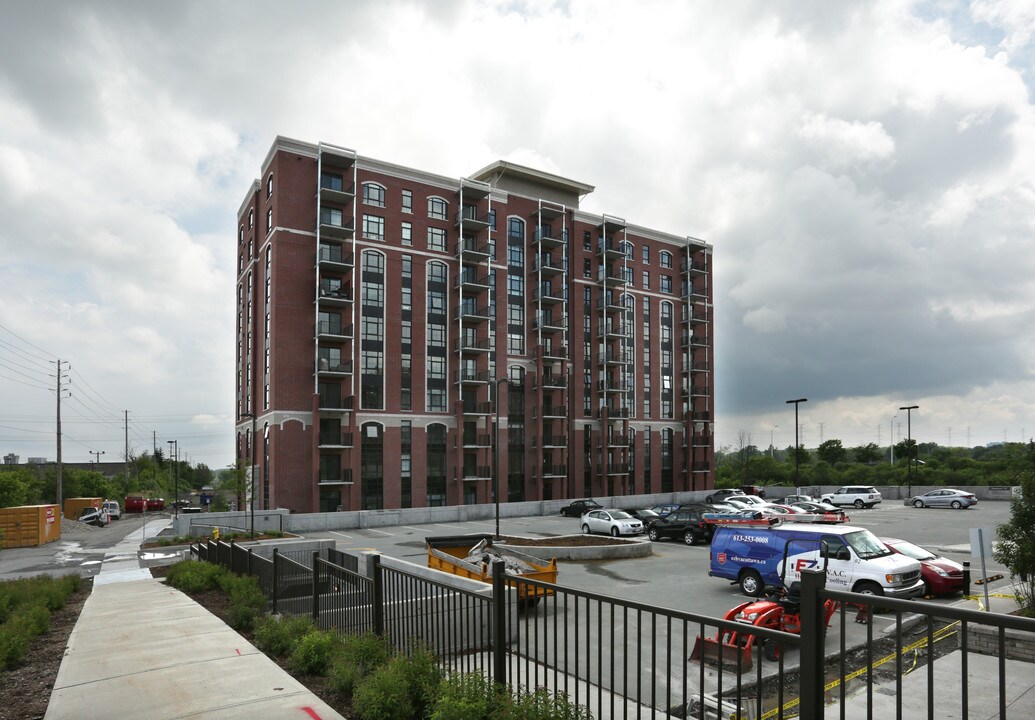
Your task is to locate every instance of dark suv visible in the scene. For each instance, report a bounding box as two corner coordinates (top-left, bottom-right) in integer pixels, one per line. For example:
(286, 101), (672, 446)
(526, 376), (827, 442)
(704, 488), (742, 504)
(560, 499), (604, 517)
(645, 505), (713, 545)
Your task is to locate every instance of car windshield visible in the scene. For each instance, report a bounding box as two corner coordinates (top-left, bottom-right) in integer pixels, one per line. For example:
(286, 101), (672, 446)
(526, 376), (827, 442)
(888, 540), (936, 561)
(611, 510), (633, 520)
(845, 530), (893, 559)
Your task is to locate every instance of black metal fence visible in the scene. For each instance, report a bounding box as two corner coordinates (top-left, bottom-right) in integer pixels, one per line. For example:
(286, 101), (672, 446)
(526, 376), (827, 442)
(191, 541), (1035, 719)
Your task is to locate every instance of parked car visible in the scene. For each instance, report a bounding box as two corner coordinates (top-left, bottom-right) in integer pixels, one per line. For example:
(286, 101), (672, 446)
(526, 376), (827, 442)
(723, 494), (768, 507)
(740, 485), (767, 498)
(782, 494), (815, 504)
(78, 506), (108, 527)
(649, 503), (682, 517)
(646, 506), (713, 545)
(820, 486), (882, 509)
(790, 501), (848, 523)
(628, 508), (663, 523)
(146, 497), (165, 511)
(705, 488), (742, 504)
(102, 500), (121, 521)
(762, 503), (808, 516)
(881, 537), (965, 596)
(906, 489), (977, 510)
(581, 509), (644, 537)
(560, 499), (603, 517)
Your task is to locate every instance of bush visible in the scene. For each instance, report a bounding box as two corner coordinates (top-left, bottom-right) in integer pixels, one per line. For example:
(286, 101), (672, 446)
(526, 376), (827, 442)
(0, 623), (30, 670)
(253, 615), (315, 657)
(506, 687), (592, 720)
(166, 560), (225, 593)
(326, 633), (393, 700)
(288, 629), (342, 676)
(352, 648), (442, 720)
(430, 673), (499, 720)
(224, 574), (267, 631)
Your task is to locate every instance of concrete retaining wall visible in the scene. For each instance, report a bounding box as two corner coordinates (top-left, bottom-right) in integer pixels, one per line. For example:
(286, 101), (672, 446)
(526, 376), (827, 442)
(496, 536), (653, 561)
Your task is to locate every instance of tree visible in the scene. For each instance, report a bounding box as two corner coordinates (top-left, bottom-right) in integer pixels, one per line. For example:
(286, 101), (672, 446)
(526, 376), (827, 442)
(221, 458), (250, 512)
(816, 439), (847, 465)
(993, 474), (1035, 615)
(852, 443), (883, 465)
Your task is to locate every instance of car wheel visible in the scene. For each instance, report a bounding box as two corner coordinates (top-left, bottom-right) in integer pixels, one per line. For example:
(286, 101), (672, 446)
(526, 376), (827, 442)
(913, 499), (924, 508)
(705, 495), (713, 503)
(854, 581), (886, 610)
(610, 526), (620, 537)
(951, 500), (963, 509)
(582, 523), (591, 534)
(740, 570), (764, 597)
(854, 499), (864, 509)
(647, 527), (660, 542)
(683, 530), (699, 546)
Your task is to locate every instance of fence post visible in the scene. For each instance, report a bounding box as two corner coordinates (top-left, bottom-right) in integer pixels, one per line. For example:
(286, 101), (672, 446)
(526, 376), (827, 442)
(371, 554), (384, 636)
(491, 560), (507, 687)
(799, 569), (827, 720)
(229, 538), (236, 574)
(963, 560), (971, 597)
(272, 548), (279, 614)
(312, 550), (321, 624)
(247, 548), (253, 577)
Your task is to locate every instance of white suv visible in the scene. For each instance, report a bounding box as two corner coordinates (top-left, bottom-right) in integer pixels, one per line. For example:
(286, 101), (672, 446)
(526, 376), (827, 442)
(821, 486), (882, 509)
(102, 500), (121, 521)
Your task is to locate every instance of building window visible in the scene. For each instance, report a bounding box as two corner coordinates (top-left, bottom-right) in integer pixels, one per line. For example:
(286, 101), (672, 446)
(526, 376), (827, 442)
(266, 173), (273, 198)
(508, 217), (525, 240)
(321, 206), (343, 228)
(427, 227), (447, 251)
(402, 189), (412, 213)
(321, 172), (343, 191)
(660, 275), (672, 293)
(583, 259), (592, 279)
(583, 231), (592, 252)
(660, 251), (673, 268)
(265, 208), (272, 234)
(622, 241), (633, 258)
(248, 210), (253, 228)
(361, 251), (386, 410)
(362, 214), (385, 241)
(361, 423), (384, 510)
(488, 209), (496, 230)
(428, 196), (448, 220)
(363, 183), (385, 207)
(642, 245), (649, 264)
(642, 271), (649, 290)
(401, 221), (412, 245)
(427, 424), (447, 506)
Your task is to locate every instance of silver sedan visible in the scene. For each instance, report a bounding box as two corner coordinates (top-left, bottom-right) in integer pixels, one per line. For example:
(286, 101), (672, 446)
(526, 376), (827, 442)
(906, 489), (978, 509)
(581, 509), (644, 537)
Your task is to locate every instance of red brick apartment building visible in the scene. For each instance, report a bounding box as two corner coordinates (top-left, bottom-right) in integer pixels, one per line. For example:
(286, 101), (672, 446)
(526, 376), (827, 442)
(236, 137), (714, 513)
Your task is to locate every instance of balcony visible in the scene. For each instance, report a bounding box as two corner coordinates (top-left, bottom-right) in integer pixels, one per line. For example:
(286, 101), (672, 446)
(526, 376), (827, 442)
(681, 257), (708, 276)
(318, 284), (353, 307)
(456, 270), (491, 291)
(456, 303), (491, 323)
(461, 434), (492, 448)
(598, 379), (633, 393)
(456, 368), (490, 384)
(532, 284), (565, 304)
(531, 255), (565, 276)
(318, 431), (354, 448)
(536, 374), (567, 390)
(318, 244), (355, 270)
(609, 434), (632, 447)
(318, 213), (355, 241)
(541, 345), (568, 361)
(542, 465), (567, 477)
(318, 468), (354, 486)
(686, 410), (711, 423)
(602, 405), (630, 419)
(461, 467), (492, 481)
(599, 350), (632, 365)
(532, 314), (566, 333)
(687, 307), (709, 327)
(317, 321), (353, 341)
(684, 385), (710, 398)
(541, 434), (567, 447)
(533, 227), (565, 249)
(318, 180), (355, 209)
(318, 359), (353, 376)
(455, 207), (491, 231)
(456, 238), (491, 263)
(683, 359), (710, 374)
(540, 404), (568, 419)
(456, 336), (492, 354)
(681, 282), (709, 302)
(681, 333), (709, 349)
(457, 400), (493, 416)
(318, 395), (354, 413)
(596, 237), (625, 258)
(596, 265), (630, 286)
(598, 321), (632, 339)
(606, 462), (631, 475)
(597, 295), (629, 313)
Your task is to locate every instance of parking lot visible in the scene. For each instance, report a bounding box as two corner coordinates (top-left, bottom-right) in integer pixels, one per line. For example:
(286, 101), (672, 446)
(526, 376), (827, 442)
(309, 500), (1014, 622)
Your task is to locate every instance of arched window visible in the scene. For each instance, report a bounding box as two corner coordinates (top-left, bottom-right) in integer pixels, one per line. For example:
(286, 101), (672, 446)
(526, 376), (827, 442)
(428, 196), (448, 220)
(660, 250), (673, 269)
(362, 182), (386, 208)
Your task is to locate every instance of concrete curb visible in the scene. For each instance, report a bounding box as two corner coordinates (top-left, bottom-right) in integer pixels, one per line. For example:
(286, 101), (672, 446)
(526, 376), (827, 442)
(497, 535), (653, 561)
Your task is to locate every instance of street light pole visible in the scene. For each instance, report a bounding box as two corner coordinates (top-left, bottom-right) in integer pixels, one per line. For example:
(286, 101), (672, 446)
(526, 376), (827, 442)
(167, 440), (178, 519)
(786, 399), (807, 487)
(770, 426), (778, 459)
(899, 405), (919, 496)
(890, 415), (897, 464)
(90, 450), (105, 466)
(493, 377), (509, 540)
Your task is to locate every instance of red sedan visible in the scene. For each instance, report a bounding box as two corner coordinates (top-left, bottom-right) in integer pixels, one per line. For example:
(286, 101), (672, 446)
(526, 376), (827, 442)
(882, 537), (964, 596)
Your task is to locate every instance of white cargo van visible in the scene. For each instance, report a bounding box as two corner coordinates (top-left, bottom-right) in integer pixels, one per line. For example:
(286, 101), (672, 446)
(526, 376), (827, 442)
(709, 521), (924, 598)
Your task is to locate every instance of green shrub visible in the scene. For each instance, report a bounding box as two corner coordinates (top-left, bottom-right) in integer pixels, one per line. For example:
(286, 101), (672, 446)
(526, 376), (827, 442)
(165, 560), (225, 593)
(353, 648), (442, 720)
(326, 632), (393, 700)
(253, 614), (315, 657)
(506, 687), (592, 720)
(0, 623), (30, 670)
(10, 603), (50, 637)
(288, 629), (342, 676)
(430, 673), (499, 720)
(225, 574), (267, 631)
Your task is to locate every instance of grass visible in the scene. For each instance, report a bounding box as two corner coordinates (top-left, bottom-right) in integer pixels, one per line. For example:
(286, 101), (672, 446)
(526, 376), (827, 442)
(0, 575), (81, 670)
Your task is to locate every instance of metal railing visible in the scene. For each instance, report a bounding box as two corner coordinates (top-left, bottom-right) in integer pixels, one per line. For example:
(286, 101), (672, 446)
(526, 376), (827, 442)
(190, 543), (1035, 719)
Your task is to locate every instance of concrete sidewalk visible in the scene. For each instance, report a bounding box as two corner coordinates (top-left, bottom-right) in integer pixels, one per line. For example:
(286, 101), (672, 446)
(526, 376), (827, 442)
(44, 531), (345, 720)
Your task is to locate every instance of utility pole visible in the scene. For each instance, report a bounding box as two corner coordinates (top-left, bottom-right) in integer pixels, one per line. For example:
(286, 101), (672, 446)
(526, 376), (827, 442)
(124, 410), (129, 487)
(54, 359), (68, 507)
(90, 450), (105, 466)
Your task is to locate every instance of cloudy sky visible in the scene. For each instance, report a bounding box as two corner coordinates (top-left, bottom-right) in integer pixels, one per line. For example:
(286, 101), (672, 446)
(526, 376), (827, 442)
(2, 0), (1034, 470)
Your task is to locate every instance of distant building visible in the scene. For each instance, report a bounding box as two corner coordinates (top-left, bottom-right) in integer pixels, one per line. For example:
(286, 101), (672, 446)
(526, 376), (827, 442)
(236, 137), (715, 513)
(3, 453), (17, 465)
